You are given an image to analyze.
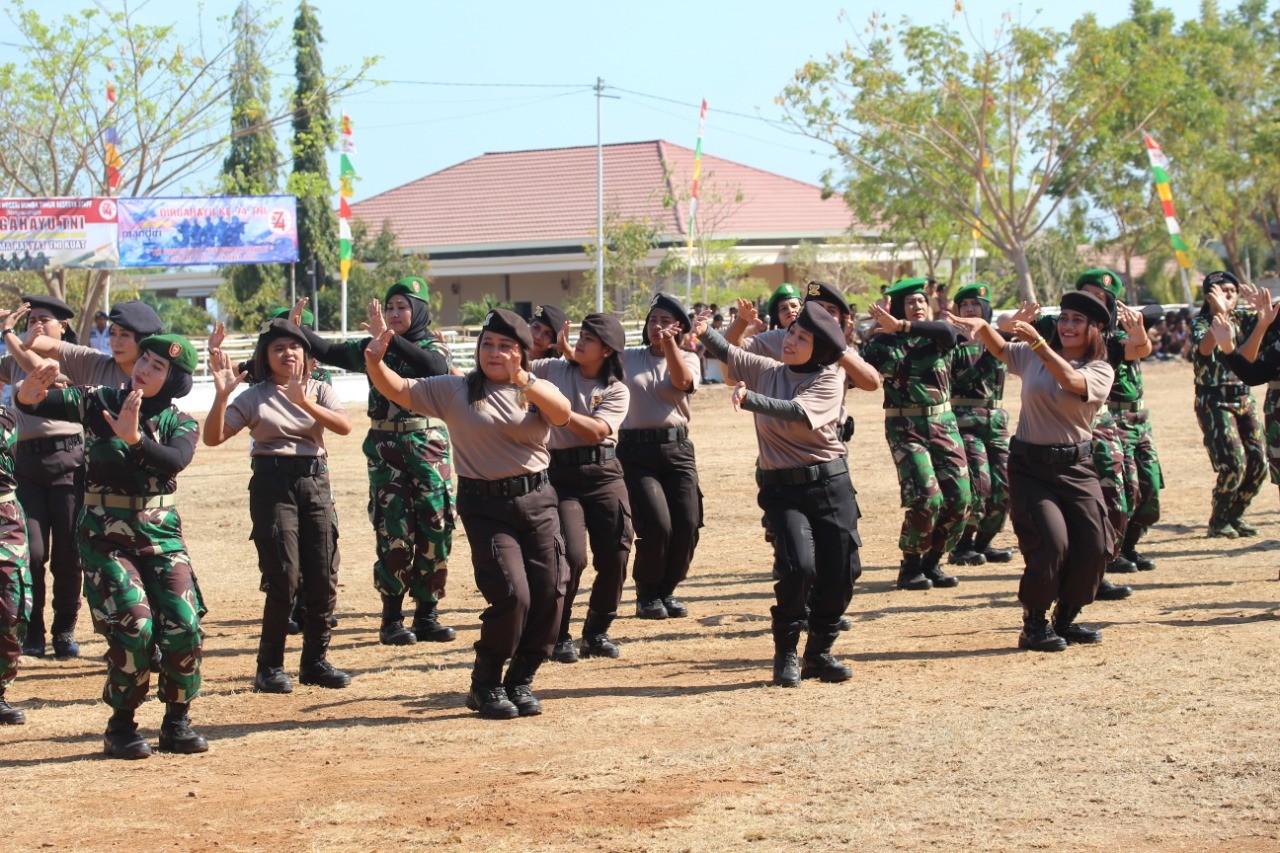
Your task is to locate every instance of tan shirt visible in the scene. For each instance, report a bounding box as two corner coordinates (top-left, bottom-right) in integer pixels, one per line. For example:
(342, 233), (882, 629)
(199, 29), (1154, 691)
(532, 359), (629, 450)
(407, 375), (552, 479)
(223, 379), (344, 457)
(728, 347), (845, 470)
(0, 354), (82, 439)
(56, 341), (130, 388)
(1005, 342), (1114, 445)
(743, 328), (786, 360)
(620, 347), (700, 430)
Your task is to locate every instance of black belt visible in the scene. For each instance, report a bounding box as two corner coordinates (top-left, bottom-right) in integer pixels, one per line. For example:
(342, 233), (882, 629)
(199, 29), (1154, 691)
(618, 426), (687, 444)
(15, 435), (82, 456)
(550, 445), (617, 466)
(757, 457), (849, 487)
(1195, 384), (1249, 399)
(1011, 437), (1092, 465)
(457, 470), (548, 498)
(251, 455), (327, 477)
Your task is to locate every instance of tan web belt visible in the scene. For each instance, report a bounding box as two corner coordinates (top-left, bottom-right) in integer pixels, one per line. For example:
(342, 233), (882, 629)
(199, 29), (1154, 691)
(83, 492), (175, 510)
(951, 397), (999, 408)
(370, 417), (445, 433)
(0, 492), (15, 504)
(1107, 400), (1145, 413)
(885, 402), (951, 418)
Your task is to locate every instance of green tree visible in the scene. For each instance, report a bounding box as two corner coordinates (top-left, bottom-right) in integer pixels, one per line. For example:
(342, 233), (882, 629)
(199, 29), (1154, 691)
(312, 218), (430, 331)
(459, 294), (515, 326)
(779, 10), (1163, 303)
(216, 0), (285, 330)
(286, 0), (339, 314)
(787, 237), (890, 309)
(578, 211), (662, 320)
(138, 290), (215, 336)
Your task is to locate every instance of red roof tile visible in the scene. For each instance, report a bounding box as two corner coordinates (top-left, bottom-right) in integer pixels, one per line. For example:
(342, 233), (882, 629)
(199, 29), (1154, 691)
(350, 140), (857, 252)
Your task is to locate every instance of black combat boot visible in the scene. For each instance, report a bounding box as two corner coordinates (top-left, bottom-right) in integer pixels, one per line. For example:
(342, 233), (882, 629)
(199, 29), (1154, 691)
(149, 643), (162, 673)
(800, 626), (853, 682)
(580, 609), (620, 659)
(252, 639), (293, 694)
(410, 598), (456, 643)
(1232, 517), (1259, 537)
(771, 622), (802, 688)
(1018, 606), (1067, 652)
(1052, 604), (1103, 645)
(836, 615), (853, 632)
(660, 589), (688, 618)
(503, 655), (545, 717)
(551, 635), (579, 663)
(378, 593), (417, 646)
(1120, 526), (1155, 571)
(896, 553), (932, 591)
(1096, 577), (1133, 601)
(973, 532), (1014, 563)
(50, 612), (80, 660)
(299, 634), (352, 689)
(920, 549), (960, 588)
(948, 530), (986, 566)
(21, 614), (45, 658)
(0, 690), (25, 725)
(466, 654), (518, 719)
(634, 585), (668, 620)
(1107, 554), (1137, 574)
(103, 707), (151, 760)
(158, 702), (209, 754)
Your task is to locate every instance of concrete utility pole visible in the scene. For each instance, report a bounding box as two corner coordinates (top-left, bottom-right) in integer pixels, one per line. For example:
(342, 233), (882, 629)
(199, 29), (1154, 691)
(596, 77), (604, 313)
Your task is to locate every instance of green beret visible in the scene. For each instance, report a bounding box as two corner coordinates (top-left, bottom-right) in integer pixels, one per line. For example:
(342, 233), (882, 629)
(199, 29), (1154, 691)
(883, 277), (929, 299)
(385, 276), (429, 303)
(268, 306), (315, 327)
(138, 333), (197, 374)
(766, 283), (802, 315)
(952, 282), (991, 303)
(1075, 269), (1123, 300)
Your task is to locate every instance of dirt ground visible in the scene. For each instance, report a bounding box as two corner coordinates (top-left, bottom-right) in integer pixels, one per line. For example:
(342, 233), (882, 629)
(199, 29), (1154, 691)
(2, 357), (1278, 852)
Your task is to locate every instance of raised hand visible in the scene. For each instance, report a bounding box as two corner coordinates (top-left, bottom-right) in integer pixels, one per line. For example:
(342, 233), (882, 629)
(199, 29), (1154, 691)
(209, 348), (247, 398)
(1007, 320), (1041, 344)
(282, 356), (308, 406)
(690, 309), (715, 338)
(15, 359), (59, 405)
(0, 304), (30, 335)
(290, 297), (310, 328)
(1209, 314), (1236, 352)
(364, 329), (394, 366)
(1117, 303), (1144, 337)
(1009, 301), (1041, 326)
(945, 311), (984, 335)
(1206, 289), (1228, 317)
(735, 297), (759, 327)
(207, 320), (227, 353)
(556, 320), (575, 360)
(868, 303), (903, 333)
(731, 380), (749, 412)
(362, 298), (387, 337)
(102, 389), (143, 445)
(651, 321), (682, 344)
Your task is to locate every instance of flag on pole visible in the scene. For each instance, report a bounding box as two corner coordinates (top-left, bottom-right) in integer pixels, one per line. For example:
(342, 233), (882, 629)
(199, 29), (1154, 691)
(339, 114), (355, 282)
(104, 83), (122, 190)
(1143, 133), (1193, 270)
(686, 99), (707, 284)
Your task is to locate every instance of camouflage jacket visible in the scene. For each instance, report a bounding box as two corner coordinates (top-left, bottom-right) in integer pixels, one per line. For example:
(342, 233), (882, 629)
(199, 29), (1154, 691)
(1190, 310), (1256, 389)
(22, 386), (197, 495)
(861, 324), (959, 409)
(314, 335), (449, 421)
(950, 337), (1006, 404)
(0, 407), (16, 493)
(1106, 332), (1143, 403)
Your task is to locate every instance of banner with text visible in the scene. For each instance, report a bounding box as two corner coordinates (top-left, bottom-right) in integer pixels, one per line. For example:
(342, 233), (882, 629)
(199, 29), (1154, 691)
(117, 196), (299, 267)
(0, 197), (119, 270)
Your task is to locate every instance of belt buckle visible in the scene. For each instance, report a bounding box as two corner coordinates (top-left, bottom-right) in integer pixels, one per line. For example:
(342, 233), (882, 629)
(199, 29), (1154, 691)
(498, 480), (512, 497)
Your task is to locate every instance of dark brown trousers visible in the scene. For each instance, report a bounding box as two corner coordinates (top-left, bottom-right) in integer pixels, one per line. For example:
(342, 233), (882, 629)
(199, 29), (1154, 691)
(15, 445), (84, 633)
(617, 438), (702, 599)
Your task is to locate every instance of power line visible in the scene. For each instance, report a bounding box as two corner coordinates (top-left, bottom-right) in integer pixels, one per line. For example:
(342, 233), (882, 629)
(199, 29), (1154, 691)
(360, 87), (594, 131)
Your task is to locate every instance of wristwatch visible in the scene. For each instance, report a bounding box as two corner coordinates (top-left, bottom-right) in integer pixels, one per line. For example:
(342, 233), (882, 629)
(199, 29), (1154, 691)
(518, 374), (538, 392)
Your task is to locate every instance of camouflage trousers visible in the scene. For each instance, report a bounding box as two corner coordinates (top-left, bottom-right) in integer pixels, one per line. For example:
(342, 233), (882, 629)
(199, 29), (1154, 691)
(79, 503), (205, 710)
(364, 425), (455, 605)
(1194, 391), (1267, 526)
(0, 499), (31, 691)
(1263, 387), (1280, 485)
(954, 405), (1010, 541)
(885, 411), (972, 555)
(1112, 406), (1164, 539)
(1092, 410), (1137, 554)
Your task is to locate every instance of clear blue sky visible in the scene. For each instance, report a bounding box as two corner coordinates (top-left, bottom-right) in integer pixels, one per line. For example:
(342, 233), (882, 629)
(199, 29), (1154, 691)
(5, 0), (1209, 200)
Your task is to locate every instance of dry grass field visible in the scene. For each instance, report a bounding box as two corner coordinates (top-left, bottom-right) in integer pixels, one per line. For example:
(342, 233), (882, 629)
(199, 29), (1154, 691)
(1, 357), (1278, 852)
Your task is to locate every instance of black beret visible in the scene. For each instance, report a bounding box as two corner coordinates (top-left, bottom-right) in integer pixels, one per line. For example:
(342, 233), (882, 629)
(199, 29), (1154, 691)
(256, 318), (310, 349)
(795, 302), (847, 361)
(1203, 270), (1240, 292)
(1140, 304), (1167, 330)
(802, 280), (850, 316)
(21, 293), (74, 320)
(530, 303), (569, 334)
(1059, 290), (1112, 326)
(108, 300), (163, 336)
(580, 312), (626, 353)
(646, 292), (692, 332)
(481, 308), (534, 350)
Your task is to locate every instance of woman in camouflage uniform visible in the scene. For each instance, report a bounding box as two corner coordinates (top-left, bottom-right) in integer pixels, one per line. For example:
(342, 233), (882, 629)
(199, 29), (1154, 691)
(1188, 271), (1266, 538)
(295, 277), (458, 646)
(17, 335), (207, 759)
(862, 278), (972, 591)
(0, 397), (30, 724)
